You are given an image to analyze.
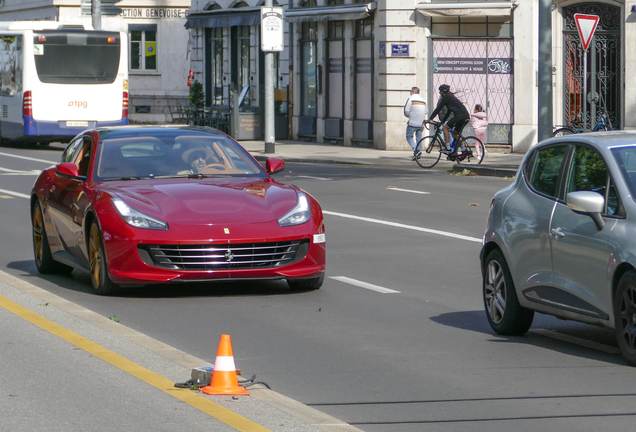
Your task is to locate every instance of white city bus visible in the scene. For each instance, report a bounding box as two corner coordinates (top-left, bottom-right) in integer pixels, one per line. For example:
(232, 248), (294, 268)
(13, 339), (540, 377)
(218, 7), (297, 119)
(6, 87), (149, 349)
(0, 21), (128, 145)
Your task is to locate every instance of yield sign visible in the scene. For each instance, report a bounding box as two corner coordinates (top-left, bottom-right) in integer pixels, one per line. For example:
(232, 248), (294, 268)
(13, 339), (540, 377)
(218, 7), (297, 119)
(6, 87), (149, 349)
(574, 13), (600, 51)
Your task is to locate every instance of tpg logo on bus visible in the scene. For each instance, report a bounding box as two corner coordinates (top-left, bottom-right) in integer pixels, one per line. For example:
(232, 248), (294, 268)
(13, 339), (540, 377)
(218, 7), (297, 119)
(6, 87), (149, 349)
(69, 101), (88, 108)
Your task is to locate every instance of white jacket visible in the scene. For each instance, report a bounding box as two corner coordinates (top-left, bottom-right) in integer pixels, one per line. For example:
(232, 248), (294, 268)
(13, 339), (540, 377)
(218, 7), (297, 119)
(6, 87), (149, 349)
(471, 111), (488, 130)
(404, 94), (428, 127)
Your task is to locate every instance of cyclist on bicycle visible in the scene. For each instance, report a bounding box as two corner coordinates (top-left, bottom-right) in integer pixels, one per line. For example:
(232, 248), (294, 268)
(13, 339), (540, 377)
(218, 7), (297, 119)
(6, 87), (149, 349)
(428, 84), (470, 154)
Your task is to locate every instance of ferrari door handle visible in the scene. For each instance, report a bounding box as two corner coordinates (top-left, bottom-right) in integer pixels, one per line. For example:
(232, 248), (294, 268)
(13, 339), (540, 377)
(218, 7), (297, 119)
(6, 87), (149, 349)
(550, 228), (565, 238)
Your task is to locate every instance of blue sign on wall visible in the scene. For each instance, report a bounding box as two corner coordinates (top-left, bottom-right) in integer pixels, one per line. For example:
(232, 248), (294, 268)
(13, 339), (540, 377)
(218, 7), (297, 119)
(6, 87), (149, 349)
(391, 44), (409, 57)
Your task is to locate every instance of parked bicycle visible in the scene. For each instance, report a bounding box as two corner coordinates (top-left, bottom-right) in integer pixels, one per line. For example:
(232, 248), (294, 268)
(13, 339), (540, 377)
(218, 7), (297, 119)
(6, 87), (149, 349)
(414, 120), (485, 169)
(553, 110), (613, 137)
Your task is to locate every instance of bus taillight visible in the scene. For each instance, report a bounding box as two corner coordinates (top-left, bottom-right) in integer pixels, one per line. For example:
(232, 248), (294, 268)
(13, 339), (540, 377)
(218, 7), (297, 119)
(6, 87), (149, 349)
(122, 91), (129, 117)
(23, 91), (33, 117)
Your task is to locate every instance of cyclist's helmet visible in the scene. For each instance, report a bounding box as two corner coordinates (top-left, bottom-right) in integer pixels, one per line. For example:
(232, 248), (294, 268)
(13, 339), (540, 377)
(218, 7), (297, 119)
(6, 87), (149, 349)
(439, 84), (450, 94)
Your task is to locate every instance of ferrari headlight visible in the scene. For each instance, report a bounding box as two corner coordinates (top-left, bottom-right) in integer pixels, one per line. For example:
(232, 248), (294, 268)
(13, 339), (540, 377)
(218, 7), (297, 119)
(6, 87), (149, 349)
(112, 198), (168, 230)
(278, 193), (311, 227)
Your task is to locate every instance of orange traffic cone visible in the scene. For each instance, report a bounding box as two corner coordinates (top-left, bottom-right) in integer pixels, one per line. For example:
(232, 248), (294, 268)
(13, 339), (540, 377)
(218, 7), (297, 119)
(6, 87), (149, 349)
(200, 334), (250, 396)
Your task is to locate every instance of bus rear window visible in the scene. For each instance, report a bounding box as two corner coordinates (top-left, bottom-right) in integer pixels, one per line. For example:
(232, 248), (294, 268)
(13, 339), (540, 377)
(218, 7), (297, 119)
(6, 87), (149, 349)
(33, 31), (121, 84)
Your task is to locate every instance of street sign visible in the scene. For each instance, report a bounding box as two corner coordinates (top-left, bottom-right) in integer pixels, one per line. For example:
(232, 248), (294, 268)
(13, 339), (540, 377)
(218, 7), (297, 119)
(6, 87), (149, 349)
(574, 13), (600, 51)
(261, 7), (284, 52)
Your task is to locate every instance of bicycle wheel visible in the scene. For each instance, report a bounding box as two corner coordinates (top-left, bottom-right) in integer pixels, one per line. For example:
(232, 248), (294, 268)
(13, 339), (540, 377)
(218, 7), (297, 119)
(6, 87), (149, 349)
(415, 135), (442, 169)
(553, 127), (574, 137)
(456, 136), (485, 165)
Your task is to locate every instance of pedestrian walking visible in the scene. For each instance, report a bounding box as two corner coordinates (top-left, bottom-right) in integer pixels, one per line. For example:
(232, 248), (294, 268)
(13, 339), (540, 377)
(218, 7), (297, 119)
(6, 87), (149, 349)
(470, 104), (488, 159)
(404, 86), (428, 160)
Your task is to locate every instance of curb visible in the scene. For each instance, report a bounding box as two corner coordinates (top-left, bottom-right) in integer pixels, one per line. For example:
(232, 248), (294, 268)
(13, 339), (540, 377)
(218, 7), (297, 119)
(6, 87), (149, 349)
(0, 270), (363, 432)
(253, 155), (369, 166)
(253, 153), (520, 177)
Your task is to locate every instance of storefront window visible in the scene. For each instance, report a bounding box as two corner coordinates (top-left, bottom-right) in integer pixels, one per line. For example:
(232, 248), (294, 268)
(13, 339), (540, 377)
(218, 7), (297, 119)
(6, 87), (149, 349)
(205, 27), (223, 106)
(354, 18), (373, 121)
(130, 25), (157, 71)
(431, 16), (512, 38)
(327, 21), (344, 119)
(231, 25), (251, 108)
(300, 22), (317, 117)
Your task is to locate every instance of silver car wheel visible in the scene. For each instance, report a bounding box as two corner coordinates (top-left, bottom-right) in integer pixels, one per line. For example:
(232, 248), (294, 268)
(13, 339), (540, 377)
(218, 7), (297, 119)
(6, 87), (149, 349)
(485, 260), (506, 324)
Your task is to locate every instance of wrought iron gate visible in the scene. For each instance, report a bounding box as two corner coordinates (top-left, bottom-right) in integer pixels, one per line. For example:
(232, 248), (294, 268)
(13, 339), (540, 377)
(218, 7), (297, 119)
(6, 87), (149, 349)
(563, 3), (621, 129)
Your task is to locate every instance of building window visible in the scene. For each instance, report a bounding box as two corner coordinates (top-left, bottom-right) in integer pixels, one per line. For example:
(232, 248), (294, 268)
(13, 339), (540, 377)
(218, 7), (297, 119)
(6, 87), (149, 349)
(300, 22), (317, 117)
(354, 18), (373, 121)
(327, 21), (344, 119)
(431, 16), (512, 38)
(130, 25), (157, 71)
(231, 26), (251, 108)
(205, 27), (224, 106)
(327, 0), (344, 5)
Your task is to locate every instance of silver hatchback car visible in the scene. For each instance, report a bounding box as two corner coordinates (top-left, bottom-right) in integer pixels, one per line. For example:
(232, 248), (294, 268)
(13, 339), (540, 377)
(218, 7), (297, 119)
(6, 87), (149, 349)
(482, 131), (636, 365)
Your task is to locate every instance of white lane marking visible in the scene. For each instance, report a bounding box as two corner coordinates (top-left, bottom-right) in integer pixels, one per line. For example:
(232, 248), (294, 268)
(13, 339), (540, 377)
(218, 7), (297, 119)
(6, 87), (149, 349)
(297, 175), (332, 181)
(0, 188), (30, 199)
(0, 151), (57, 164)
(0, 167), (41, 176)
(323, 210), (482, 243)
(387, 187), (430, 195)
(530, 329), (621, 354)
(330, 276), (400, 294)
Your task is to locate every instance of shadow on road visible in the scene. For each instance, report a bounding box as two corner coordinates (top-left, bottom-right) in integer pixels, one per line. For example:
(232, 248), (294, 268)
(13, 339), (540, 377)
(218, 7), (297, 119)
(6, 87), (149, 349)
(431, 310), (626, 366)
(7, 259), (313, 299)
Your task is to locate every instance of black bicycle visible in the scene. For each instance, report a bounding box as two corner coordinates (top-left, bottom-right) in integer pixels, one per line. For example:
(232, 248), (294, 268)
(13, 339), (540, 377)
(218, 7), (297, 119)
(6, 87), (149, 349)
(414, 120), (485, 169)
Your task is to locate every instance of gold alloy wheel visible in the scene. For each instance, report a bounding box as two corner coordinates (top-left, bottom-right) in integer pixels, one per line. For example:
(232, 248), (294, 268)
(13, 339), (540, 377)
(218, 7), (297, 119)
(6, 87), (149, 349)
(89, 223), (103, 289)
(32, 206), (44, 267)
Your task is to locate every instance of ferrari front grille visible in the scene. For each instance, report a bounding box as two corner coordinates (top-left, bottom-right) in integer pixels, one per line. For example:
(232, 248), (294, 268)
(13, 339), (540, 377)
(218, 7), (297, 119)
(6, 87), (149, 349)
(139, 240), (308, 271)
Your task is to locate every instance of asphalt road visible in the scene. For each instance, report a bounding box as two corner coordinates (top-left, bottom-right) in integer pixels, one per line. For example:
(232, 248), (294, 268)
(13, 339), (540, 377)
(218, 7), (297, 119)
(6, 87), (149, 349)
(2, 144), (636, 432)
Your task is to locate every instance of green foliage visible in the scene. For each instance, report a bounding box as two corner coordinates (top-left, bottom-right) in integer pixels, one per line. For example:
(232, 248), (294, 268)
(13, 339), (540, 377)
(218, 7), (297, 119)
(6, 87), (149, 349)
(190, 80), (204, 109)
(109, 315), (120, 323)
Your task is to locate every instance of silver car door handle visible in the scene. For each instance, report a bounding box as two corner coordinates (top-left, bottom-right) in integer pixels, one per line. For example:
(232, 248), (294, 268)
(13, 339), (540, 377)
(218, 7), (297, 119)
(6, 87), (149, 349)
(550, 228), (565, 238)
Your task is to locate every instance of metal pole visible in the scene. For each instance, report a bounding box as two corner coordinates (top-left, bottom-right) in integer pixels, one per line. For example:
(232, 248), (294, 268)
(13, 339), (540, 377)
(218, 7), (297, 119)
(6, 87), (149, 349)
(264, 0), (276, 154)
(92, 0), (102, 30)
(582, 53), (588, 131)
(538, 0), (553, 142)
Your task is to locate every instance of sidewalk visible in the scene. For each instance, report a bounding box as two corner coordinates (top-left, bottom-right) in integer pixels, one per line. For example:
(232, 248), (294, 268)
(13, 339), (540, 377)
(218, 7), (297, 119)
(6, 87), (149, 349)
(0, 270), (362, 432)
(240, 140), (525, 177)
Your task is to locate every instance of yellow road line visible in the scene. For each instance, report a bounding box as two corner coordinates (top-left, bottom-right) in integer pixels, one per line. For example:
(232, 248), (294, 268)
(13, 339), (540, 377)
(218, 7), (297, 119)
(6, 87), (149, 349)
(0, 294), (271, 432)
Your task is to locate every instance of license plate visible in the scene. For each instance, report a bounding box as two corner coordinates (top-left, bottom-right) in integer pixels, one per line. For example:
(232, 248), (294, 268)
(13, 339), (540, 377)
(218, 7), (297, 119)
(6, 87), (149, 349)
(66, 121), (88, 127)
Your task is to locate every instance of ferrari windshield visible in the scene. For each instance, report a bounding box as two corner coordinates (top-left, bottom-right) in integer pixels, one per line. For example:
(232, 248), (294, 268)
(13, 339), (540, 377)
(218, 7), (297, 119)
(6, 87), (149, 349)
(94, 129), (265, 181)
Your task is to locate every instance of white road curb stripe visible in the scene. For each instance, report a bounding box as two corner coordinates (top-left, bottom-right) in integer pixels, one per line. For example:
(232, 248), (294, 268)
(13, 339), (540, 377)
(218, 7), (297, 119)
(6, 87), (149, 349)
(387, 187), (430, 195)
(0, 188), (30, 199)
(323, 210), (482, 243)
(0, 151), (57, 164)
(297, 175), (332, 180)
(330, 276), (400, 294)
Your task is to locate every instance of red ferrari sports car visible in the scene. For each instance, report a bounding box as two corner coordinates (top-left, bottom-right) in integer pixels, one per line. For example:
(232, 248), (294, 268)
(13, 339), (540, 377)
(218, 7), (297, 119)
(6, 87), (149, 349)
(30, 126), (326, 295)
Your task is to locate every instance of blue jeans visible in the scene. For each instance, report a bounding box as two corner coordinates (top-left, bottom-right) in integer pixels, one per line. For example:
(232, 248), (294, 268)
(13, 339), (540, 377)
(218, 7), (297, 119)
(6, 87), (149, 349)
(406, 125), (423, 152)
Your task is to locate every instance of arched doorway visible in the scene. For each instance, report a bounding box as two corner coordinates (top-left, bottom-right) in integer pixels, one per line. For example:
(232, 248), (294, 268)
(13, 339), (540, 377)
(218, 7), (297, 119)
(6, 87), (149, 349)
(563, 3), (621, 129)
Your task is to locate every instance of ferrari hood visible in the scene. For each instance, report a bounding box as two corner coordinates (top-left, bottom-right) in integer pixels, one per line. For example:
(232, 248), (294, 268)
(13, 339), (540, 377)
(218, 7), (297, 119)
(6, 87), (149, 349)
(100, 179), (300, 225)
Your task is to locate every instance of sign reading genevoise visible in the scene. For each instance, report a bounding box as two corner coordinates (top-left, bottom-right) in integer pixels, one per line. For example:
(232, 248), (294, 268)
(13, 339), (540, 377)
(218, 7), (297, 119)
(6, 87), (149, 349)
(120, 8), (189, 18)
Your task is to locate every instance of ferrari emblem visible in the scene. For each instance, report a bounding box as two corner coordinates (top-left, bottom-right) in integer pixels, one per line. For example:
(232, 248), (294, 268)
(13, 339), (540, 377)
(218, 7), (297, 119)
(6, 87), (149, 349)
(224, 250), (234, 262)
(224, 228), (230, 234)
